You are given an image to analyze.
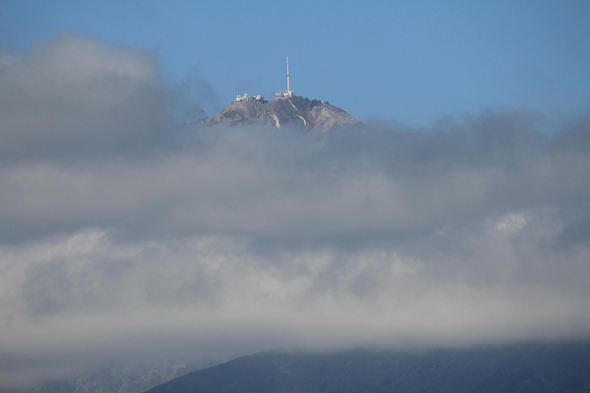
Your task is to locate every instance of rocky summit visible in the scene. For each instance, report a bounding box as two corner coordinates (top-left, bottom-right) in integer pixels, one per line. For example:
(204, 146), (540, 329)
(195, 95), (359, 132)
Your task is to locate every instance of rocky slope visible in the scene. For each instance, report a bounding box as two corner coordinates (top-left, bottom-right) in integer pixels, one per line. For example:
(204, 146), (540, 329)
(195, 95), (359, 132)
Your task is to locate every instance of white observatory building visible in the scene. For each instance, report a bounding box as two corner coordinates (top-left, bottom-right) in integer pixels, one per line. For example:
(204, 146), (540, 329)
(235, 58), (293, 103)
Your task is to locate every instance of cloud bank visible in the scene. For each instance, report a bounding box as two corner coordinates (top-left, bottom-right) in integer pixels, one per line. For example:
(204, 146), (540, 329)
(1, 34), (590, 387)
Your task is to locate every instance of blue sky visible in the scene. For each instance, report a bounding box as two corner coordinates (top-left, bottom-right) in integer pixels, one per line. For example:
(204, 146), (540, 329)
(2, 0), (590, 125)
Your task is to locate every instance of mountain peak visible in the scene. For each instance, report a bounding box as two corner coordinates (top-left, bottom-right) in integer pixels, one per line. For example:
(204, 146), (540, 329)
(195, 58), (358, 132)
(195, 95), (359, 132)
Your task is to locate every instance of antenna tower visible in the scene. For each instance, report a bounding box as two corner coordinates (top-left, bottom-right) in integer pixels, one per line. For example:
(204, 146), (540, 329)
(286, 57), (291, 96)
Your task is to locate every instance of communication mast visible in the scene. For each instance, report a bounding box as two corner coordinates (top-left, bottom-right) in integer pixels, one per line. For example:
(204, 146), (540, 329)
(286, 57), (291, 96)
(275, 57), (293, 98)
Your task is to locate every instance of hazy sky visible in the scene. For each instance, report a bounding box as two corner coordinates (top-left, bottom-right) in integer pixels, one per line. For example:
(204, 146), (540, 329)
(1, 1), (590, 389)
(2, 0), (590, 125)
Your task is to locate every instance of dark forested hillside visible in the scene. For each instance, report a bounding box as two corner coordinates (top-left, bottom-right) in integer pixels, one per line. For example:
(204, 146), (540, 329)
(145, 342), (590, 393)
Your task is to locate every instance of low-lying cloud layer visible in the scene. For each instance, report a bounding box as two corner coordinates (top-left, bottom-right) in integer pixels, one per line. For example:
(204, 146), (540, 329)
(1, 34), (589, 387)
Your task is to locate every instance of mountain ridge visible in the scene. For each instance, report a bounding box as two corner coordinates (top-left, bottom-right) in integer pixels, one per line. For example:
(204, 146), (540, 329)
(144, 342), (590, 393)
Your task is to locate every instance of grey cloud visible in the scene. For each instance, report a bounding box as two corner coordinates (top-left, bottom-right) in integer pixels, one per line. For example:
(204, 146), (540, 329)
(0, 33), (170, 165)
(1, 34), (590, 388)
(2, 117), (589, 244)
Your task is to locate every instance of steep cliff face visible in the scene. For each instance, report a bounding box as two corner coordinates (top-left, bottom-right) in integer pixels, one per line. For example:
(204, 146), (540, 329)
(195, 96), (358, 132)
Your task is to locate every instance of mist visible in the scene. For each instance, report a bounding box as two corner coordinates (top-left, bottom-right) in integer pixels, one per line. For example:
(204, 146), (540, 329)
(1, 34), (589, 388)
